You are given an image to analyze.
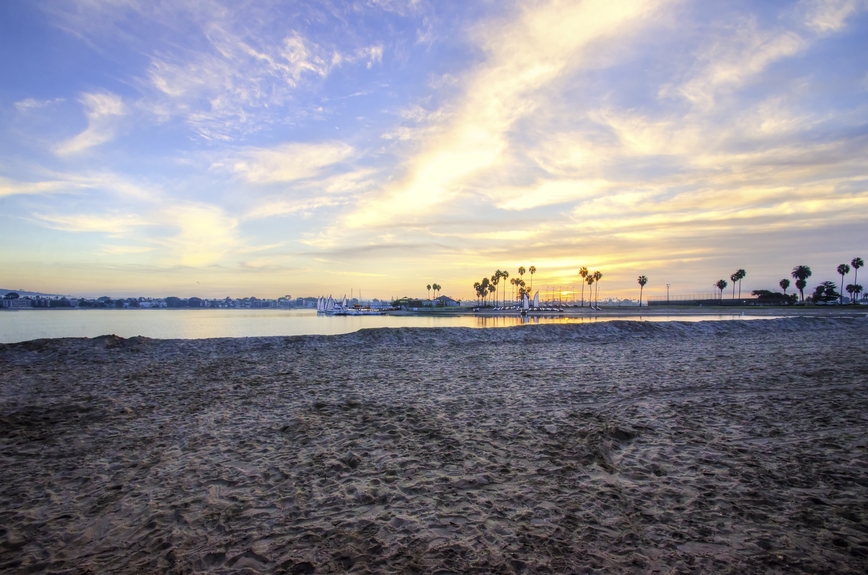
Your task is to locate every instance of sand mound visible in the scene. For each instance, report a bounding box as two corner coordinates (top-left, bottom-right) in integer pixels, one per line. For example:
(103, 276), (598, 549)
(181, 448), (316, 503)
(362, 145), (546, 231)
(1, 318), (867, 573)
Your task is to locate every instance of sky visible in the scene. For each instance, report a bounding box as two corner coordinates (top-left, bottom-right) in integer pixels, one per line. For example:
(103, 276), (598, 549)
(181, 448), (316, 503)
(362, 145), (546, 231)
(1, 0), (866, 302)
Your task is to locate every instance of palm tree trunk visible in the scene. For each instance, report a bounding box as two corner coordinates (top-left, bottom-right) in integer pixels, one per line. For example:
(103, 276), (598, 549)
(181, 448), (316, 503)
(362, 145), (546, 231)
(841, 275), (845, 305)
(581, 283), (584, 307)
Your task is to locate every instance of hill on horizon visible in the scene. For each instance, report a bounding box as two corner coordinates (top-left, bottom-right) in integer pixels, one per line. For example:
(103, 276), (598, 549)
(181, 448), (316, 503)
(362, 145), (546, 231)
(1, 288), (67, 298)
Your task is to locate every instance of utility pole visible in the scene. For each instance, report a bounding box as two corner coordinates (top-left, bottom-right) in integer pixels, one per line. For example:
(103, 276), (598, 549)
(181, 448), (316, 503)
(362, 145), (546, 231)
(667, 284), (670, 304)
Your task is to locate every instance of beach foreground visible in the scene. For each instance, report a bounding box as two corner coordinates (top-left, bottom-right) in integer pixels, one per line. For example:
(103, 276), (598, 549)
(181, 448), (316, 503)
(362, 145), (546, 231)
(2, 318), (868, 574)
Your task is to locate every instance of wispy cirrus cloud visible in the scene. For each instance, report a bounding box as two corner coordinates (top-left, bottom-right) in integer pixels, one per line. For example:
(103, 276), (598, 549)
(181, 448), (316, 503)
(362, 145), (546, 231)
(230, 142), (354, 183)
(341, 0), (673, 229)
(54, 92), (126, 156)
(799, 0), (866, 32)
(33, 211), (150, 235)
(14, 97), (65, 113)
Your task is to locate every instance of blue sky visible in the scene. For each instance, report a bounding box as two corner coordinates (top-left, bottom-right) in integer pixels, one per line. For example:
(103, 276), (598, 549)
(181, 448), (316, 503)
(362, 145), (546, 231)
(1, 0), (866, 300)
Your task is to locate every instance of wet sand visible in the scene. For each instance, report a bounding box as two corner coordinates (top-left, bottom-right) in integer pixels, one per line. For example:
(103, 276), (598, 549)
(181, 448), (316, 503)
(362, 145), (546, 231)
(1, 317), (867, 573)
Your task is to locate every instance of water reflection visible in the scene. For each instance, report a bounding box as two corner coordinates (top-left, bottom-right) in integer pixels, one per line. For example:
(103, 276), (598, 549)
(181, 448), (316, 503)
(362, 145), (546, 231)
(0, 308), (785, 343)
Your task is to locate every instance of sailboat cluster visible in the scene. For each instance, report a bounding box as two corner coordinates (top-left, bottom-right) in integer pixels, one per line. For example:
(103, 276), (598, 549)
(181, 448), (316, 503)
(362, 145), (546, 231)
(315, 295), (387, 316)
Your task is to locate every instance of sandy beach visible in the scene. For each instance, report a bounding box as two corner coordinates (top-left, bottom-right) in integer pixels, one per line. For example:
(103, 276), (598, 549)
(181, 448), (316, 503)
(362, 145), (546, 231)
(2, 317), (868, 573)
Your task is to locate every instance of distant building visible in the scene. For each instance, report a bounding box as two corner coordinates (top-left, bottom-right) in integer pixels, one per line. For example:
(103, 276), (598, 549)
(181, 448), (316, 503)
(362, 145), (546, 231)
(1, 298), (33, 309)
(435, 295), (460, 307)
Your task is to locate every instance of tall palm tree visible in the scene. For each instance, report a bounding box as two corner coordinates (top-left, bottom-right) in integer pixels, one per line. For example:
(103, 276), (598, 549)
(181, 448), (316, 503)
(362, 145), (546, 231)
(529, 266), (536, 292)
(500, 270), (509, 307)
(586, 275), (595, 307)
(480, 278), (490, 306)
(730, 272), (739, 299)
(491, 272), (500, 307)
(716, 279), (728, 301)
(579, 267), (588, 307)
(637, 275), (648, 307)
(791, 265), (812, 302)
(487, 283), (496, 305)
(852, 257), (864, 303)
(736, 269), (746, 298)
(779, 278), (790, 295)
(837, 264), (850, 305)
(850, 283), (863, 303)
(427, 284), (431, 299)
(518, 266), (526, 286)
(593, 271), (602, 307)
(473, 281), (482, 306)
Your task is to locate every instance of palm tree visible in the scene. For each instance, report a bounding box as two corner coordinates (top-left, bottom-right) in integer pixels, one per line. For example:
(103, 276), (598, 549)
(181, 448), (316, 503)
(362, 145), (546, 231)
(730, 272), (739, 299)
(579, 267), (588, 307)
(716, 279), (728, 301)
(500, 270), (509, 307)
(795, 279), (807, 302)
(791, 265), (812, 302)
(586, 275), (595, 306)
(480, 278), (491, 306)
(736, 269), (746, 298)
(852, 257), (864, 303)
(427, 284), (431, 299)
(473, 281), (482, 306)
(849, 283), (863, 303)
(637, 276), (648, 307)
(846, 284), (859, 304)
(487, 283), (496, 305)
(593, 271), (602, 307)
(518, 266), (526, 286)
(779, 278), (790, 295)
(837, 264), (850, 305)
(492, 272), (502, 307)
(529, 266), (536, 292)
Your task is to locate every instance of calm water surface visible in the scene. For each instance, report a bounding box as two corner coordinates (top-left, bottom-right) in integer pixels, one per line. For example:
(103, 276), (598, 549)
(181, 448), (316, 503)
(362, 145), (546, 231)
(0, 308), (781, 343)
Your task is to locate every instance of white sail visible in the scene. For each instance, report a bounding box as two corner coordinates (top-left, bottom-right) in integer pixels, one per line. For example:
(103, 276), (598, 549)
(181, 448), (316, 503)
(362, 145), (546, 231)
(341, 295), (347, 310)
(522, 293), (530, 310)
(326, 295), (334, 312)
(317, 296), (323, 311)
(532, 291), (539, 309)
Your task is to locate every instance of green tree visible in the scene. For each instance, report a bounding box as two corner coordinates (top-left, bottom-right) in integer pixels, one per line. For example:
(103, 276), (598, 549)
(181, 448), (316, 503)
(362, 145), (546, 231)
(736, 269), (746, 298)
(528, 266), (536, 292)
(791, 265), (812, 302)
(779, 278), (790, 295)
(579, 267), (588, 307)
(837, 263), (851, 305)
(586, 274), (595, 307)
(500, 270), (509, 307)
(427, 284), (431, 299)
(593, 271), (602, 307)
(637, 276), (648, 307)
(716, 279), (728, 301)
(473, 281), (482, 306)
(491, 272), (501, 307)
(730, 272), (739, 299)
(847, 283), (863, 303)
(812, 281), (839, 304)
(852, 257), (864, 303)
